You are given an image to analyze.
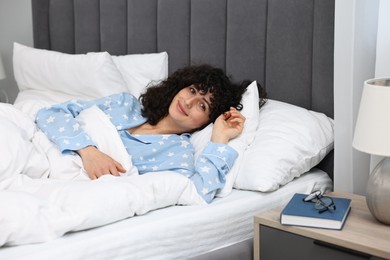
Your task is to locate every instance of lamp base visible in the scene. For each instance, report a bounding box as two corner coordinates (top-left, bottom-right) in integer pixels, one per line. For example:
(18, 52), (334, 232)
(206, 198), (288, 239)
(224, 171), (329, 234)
(366, 157), (390, 225)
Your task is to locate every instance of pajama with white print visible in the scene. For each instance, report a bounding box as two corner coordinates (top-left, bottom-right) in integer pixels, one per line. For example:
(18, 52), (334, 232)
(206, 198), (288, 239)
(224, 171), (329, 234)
(36, 92), (238, 203)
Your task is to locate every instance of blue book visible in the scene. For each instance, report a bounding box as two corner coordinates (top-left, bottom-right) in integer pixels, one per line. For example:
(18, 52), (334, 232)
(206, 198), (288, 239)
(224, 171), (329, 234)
(280, 193), (351, 230)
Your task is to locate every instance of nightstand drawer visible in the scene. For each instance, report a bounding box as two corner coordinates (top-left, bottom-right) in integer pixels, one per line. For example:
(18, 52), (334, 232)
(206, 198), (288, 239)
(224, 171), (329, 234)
(259, 226), (379, 260)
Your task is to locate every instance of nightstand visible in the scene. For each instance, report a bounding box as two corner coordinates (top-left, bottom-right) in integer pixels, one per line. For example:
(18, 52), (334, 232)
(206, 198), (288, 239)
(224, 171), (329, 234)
(254, 192), (390, 260)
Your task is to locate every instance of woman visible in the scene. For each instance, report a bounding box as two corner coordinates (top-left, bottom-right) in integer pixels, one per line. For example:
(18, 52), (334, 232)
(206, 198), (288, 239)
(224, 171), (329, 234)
(36, 64), (266, 202)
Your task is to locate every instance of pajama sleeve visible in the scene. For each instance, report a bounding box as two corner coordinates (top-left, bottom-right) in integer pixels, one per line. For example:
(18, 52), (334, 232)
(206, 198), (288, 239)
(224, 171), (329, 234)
(175, 141), (238, 203)
(35, 92), (142, 153)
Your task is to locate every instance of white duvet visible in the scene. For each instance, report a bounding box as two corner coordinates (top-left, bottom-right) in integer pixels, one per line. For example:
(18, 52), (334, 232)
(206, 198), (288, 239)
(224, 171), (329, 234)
(0, 103), (204, 247)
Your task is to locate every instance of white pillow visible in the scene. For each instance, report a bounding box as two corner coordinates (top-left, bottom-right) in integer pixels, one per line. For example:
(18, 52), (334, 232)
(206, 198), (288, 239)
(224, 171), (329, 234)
(13, 43), (127, 99)
(234, 100), (334, 192)
(190, 81), (260, 197)
(112, 52), (168, 98)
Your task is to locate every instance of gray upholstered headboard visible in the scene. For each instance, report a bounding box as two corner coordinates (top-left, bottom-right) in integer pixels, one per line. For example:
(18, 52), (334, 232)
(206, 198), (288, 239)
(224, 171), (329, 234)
(31, 0), (335, 177)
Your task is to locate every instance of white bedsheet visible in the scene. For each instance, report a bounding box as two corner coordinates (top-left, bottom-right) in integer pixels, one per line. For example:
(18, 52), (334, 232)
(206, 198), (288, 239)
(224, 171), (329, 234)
(0, 169), (332, 260)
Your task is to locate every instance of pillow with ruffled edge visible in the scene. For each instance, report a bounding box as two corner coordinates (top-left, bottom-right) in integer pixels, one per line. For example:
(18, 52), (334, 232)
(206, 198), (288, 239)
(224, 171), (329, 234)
(13, 42), (127, 99)
(190, 81), (260, 197)
(234, 99), (334, 192)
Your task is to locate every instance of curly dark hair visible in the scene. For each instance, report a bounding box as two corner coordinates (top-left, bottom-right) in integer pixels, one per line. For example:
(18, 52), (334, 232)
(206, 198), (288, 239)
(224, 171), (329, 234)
(140, 64), (267, 130)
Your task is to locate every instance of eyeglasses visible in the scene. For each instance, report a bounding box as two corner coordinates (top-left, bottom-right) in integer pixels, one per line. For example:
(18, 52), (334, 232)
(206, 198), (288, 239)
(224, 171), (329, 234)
(303, 191), (336, 214)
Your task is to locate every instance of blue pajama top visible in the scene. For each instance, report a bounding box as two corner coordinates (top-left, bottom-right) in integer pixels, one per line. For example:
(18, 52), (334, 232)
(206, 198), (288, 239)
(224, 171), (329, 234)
(35, 92), (238, 203)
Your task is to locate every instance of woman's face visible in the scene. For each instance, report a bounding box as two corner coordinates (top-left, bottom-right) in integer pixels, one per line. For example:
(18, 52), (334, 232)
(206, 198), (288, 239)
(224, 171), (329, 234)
(168, 85), (212, 133)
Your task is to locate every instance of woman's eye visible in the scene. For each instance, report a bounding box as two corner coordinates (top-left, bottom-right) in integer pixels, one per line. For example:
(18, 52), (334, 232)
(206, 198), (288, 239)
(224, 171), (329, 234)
(199, 102), (206, 111)
(190, 87), (196, 94)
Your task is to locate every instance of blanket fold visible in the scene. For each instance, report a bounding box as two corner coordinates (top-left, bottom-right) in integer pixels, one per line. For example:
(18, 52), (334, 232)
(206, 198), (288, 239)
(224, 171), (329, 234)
(0, 104), (205, 247)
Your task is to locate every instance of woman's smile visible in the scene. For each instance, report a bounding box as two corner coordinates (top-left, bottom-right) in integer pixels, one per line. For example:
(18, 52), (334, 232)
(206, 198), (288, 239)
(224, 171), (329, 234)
(177, 100), (188, 116)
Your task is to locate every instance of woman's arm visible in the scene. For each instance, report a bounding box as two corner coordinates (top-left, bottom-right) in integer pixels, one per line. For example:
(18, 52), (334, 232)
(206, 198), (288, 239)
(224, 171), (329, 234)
(36, 99), (96, 153)
(77, 145), (125, 179)
(35, 92), (140, 153)
(36, 92), (140, 179)
(211, 107), (245, 144)
(189, 142), (238, 203)
(182, 109), (245, 203)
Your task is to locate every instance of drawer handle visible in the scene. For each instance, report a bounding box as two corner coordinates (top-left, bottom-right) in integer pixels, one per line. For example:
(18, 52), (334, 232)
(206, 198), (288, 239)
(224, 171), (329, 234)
(313, 240), (371, 259)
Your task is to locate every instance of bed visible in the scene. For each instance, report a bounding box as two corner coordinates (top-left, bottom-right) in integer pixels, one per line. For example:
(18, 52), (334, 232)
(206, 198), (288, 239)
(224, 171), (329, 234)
(0, 0), (335, 259)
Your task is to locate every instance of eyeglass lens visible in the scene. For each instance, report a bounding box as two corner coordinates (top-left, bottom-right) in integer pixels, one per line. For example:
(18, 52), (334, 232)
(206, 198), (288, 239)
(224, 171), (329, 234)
(314, 197), (335, 213)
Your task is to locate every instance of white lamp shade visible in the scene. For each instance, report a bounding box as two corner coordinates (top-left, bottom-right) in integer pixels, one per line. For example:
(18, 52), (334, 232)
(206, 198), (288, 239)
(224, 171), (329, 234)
(0, 56), (5, 80)
(353, 78), (390, 156)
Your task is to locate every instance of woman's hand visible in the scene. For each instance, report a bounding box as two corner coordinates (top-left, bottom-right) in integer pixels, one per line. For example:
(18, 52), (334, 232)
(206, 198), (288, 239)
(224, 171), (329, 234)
(211, 107), (245, 144)
(77, 146), (126, 180)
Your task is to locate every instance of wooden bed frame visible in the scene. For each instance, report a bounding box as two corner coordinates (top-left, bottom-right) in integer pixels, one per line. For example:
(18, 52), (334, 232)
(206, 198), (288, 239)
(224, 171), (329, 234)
(30, 0), (335, 258)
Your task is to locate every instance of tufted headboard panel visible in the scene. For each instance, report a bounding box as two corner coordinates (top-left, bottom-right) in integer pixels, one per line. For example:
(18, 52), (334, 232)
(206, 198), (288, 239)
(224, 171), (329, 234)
(32, 0), (334, 117)
(31, 0), (335, 177)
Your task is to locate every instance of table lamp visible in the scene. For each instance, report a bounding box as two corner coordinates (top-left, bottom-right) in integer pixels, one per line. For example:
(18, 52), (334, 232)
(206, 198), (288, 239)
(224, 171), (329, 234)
(353, 78), (390, 225)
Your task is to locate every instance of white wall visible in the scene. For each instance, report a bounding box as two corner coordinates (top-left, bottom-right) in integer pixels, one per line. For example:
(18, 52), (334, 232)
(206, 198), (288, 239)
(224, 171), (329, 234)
(0, 0), (33, 103)
(334, 0), (379, 195)
(375, 0), (390, 78)
(369, 0), (390, 173)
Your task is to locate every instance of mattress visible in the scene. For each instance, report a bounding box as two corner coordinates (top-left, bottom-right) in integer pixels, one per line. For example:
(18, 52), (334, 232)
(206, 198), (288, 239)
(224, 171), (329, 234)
(0, 169), (332, 260)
